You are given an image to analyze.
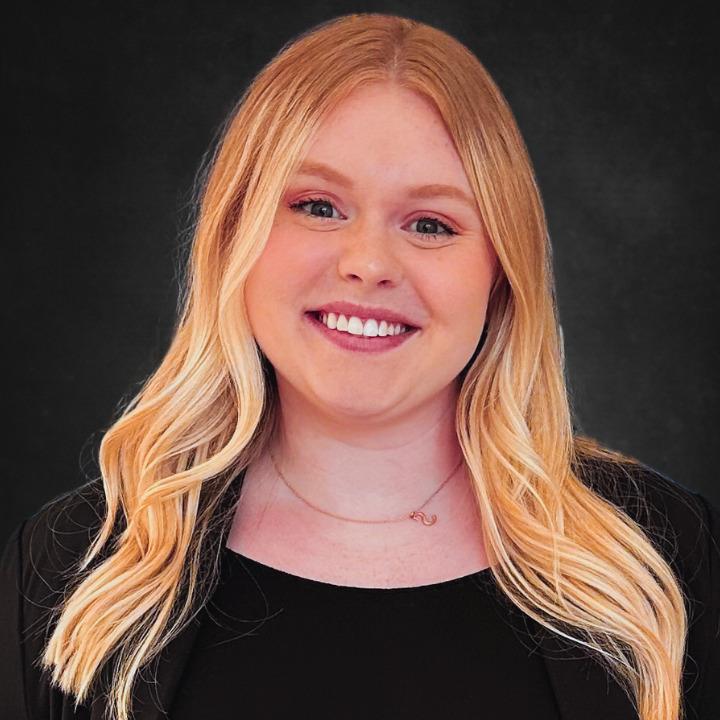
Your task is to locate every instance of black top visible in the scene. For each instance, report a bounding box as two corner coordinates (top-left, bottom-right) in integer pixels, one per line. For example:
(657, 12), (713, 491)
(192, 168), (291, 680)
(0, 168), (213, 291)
(171, 550), (561, 719)
(1, 460), (719, 720)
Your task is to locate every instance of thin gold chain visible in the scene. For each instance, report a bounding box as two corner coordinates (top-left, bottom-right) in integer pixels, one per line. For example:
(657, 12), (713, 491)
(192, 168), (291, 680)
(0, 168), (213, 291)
(268, 450), (463, 526)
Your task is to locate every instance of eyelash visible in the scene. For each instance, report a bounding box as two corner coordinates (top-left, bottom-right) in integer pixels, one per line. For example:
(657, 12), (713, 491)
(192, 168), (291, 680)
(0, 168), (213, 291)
(289, 198), (340, 219)
(288, 198), (458, 237)
(412, 217), (457, 237)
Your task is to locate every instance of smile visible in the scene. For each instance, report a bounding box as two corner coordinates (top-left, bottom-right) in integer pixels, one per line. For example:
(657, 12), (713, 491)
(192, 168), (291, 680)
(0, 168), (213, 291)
(319, 312), (411, 337)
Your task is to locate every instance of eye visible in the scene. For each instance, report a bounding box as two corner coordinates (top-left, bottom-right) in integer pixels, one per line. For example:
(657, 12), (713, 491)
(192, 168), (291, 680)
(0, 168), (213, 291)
(290, 198), (341, 219)
(410, 217), (457, 237)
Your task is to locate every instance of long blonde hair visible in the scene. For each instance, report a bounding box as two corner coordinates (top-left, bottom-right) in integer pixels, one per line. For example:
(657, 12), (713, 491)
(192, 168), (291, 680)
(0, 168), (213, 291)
(44, 15), (686, 720)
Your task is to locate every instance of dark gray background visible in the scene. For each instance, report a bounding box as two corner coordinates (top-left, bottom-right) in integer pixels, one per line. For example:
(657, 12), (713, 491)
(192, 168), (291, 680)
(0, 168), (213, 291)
(3, 0), (718, 547)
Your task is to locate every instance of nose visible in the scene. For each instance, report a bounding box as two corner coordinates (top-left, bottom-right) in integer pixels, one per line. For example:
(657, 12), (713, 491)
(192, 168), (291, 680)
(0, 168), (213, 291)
(336, 222), (402, 287)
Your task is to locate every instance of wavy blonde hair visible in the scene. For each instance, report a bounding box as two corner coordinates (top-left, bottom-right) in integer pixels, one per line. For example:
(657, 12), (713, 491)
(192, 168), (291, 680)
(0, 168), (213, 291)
(44, 14), (686, 720)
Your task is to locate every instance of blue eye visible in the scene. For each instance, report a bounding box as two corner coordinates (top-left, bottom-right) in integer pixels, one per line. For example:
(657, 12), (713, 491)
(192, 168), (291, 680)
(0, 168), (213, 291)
(411, 217), (457, 236)
(290, 199), (339, 219)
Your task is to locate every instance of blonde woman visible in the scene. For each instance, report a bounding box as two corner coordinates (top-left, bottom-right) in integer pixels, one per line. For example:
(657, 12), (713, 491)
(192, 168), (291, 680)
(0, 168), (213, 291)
(1, 14), (717, 720)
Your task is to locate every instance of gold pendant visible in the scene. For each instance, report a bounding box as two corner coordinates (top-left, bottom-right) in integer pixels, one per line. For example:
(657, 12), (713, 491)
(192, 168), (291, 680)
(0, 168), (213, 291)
(409, 511), (437, 526)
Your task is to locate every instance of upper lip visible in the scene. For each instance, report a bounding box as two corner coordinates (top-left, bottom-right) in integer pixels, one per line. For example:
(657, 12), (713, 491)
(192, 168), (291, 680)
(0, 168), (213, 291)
(307, 301), (420, 328)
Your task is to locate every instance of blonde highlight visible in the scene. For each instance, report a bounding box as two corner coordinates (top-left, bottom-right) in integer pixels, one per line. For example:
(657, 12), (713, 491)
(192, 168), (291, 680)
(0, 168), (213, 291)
(44, 15), (686, 720)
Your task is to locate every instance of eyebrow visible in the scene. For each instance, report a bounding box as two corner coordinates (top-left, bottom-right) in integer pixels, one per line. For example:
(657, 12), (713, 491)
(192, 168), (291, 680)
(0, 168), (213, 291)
(405, 184), (475, 208)
(294, 161), (477, 210)
(295, 161), (353, 187)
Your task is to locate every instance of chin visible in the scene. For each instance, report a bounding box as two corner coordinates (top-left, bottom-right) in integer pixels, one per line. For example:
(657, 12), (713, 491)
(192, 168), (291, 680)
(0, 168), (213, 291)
(311, 382), (458, 428)
(317, 393), (404, 423)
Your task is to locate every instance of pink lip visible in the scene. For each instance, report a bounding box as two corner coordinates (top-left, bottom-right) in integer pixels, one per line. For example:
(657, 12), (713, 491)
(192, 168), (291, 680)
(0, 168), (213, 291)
(304, 313), (418, 353)
(307, 301), (420, 328)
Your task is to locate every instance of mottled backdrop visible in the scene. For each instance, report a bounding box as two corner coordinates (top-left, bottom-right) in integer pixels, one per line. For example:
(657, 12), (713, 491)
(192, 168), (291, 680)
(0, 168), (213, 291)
(3, 0), (718, 546)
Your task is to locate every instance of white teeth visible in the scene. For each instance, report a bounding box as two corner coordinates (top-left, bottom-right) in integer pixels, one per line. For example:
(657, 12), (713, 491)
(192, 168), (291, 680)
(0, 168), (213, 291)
(319, 312), (409, 337)
(347, 316), (364, 335)
(362, 318), (379, 337)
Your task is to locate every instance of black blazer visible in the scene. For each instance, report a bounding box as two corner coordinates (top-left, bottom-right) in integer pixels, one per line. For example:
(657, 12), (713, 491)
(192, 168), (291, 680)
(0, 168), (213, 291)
(1, 463), (719, 720)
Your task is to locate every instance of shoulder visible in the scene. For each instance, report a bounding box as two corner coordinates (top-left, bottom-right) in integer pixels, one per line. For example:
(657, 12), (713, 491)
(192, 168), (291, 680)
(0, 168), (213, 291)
(5, 479), (107, 592)
(574, 453), (718, 579)
(575, 452), (720, 718)
(1, 477), (108, 621)
(1, 478), (109, 644)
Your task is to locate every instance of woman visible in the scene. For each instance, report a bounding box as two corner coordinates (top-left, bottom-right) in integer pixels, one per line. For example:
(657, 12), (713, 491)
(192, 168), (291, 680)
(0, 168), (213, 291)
(1, 14), (717, 720)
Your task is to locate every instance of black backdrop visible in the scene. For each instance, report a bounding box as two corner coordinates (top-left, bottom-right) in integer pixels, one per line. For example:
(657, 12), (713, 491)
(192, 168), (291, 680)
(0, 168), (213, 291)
(3, 0), (718, 547)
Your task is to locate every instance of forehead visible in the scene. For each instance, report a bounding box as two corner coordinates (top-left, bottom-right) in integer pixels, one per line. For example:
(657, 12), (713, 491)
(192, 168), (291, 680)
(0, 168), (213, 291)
(299, 83), (472, 192)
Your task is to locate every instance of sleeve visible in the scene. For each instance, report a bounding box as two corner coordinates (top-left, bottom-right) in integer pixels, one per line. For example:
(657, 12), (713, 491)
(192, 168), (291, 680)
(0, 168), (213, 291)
(0, 484), (104, 720)
(0, 523), (31, 719)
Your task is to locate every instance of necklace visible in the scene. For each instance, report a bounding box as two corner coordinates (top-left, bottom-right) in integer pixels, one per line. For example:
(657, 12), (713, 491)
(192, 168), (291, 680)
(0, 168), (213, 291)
(268, 451), (463, 527)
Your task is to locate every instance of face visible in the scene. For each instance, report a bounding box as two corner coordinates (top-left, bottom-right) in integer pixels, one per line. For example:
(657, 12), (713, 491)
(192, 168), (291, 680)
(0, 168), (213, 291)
(244, 83), (496, 427)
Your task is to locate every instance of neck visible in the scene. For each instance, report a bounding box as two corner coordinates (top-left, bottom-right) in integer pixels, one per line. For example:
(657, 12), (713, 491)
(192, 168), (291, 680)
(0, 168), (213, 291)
(229, 383), (489, 586)
(265, 385), (464, 519)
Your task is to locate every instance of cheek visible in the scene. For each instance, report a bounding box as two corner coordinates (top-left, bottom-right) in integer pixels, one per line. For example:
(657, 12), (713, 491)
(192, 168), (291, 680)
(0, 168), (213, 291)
(449, 268), (494, 372)
(269, 221), (335, 280)
(424, 250), (495, 337)
(244, 225), (333, 324)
